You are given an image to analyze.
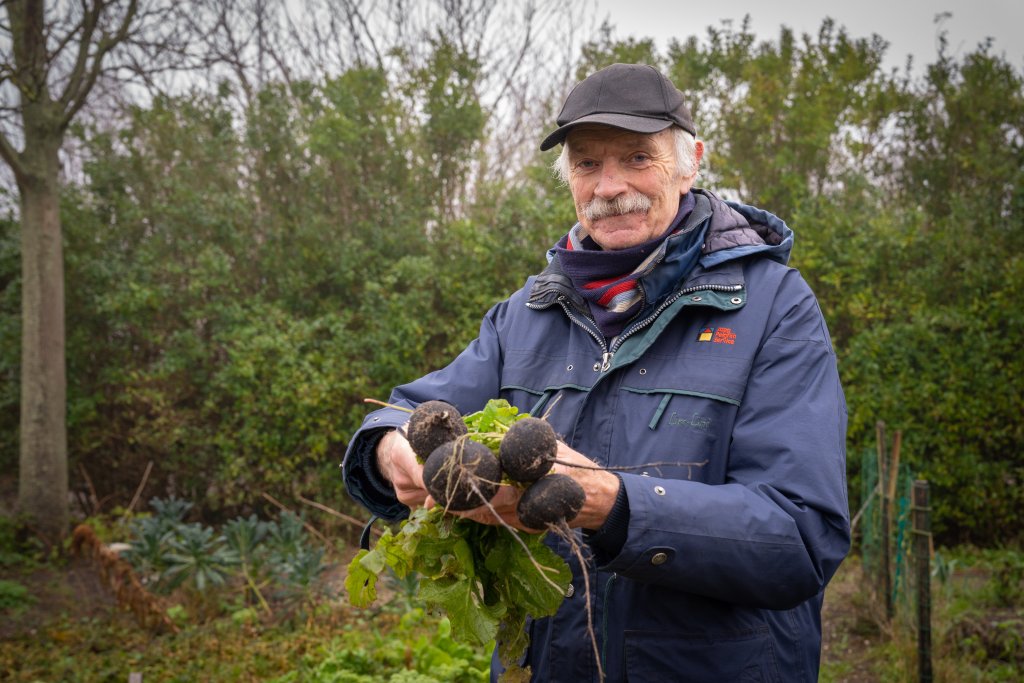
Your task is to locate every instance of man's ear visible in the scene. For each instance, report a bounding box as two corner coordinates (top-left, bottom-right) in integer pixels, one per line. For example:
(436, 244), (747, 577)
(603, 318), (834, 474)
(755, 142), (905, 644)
(677, 138), (705, 194)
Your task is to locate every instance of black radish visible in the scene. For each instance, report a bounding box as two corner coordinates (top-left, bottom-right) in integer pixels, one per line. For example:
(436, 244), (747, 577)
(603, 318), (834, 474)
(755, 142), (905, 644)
(517, 473), (585, 529)
(499, 417), (557, 483)
(407, 400), (468, 462)
(423, 437), (502, 511)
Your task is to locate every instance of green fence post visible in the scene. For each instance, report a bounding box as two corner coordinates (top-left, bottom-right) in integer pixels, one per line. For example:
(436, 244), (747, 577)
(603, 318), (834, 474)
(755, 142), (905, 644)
(913, 480), (932, 683)
(877, 421), (893, 621)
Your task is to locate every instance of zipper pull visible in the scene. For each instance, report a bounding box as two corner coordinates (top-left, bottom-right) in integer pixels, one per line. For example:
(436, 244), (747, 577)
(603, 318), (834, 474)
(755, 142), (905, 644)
(600, 352), (613, 372)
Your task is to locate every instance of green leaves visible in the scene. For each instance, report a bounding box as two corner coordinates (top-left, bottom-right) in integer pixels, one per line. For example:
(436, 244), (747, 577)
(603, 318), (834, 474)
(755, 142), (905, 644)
(462, 399), (527, 453)
(463, 399), (523, 435)
(665, 18), (893, 218)
(345, 501), (571, 677)
(417, 576), (505, 647)
(344, 549), (380, 608)
(266, 607), (493, 683)
(486, 533), (568, 617)
(163, 524), (233, 592)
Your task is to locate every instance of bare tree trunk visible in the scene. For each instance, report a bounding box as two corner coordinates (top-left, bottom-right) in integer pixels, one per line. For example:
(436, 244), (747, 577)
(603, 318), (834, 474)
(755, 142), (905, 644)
(16, 118), (68, 541)
(4, 0), (153, 542)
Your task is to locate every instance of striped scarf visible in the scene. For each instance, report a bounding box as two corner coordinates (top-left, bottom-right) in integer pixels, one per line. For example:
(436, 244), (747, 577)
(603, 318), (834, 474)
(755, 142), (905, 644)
(555, 193), (696, 338)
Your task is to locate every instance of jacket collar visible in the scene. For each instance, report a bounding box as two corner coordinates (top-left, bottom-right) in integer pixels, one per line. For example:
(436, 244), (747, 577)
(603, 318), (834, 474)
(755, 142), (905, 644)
(530, 189), (784, 309)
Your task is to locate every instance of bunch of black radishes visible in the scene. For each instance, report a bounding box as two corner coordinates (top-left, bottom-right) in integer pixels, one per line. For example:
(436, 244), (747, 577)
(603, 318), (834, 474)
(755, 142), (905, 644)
(405, 400), (585, 529)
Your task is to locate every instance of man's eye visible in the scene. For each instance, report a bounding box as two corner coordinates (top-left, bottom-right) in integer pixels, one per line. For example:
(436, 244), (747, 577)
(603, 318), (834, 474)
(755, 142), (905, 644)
(631, 154), (650, 163)
(576, 160), (597, 169)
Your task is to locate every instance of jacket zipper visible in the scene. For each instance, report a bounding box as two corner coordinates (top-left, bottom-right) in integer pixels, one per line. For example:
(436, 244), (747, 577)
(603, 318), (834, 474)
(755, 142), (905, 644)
(555, 297), (610, 357)
(608, 282), (743, 360)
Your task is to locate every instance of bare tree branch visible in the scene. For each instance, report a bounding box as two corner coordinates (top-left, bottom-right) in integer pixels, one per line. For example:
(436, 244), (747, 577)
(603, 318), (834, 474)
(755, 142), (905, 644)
(341, 0), (383, 70)
(488, 1), (536, 115)
(57, 0), (103, 111)
(0, 127), (24, 179)
(204, 0), (255, 103)
(61, 0), (139, 129)
(45, 3), (89, 64)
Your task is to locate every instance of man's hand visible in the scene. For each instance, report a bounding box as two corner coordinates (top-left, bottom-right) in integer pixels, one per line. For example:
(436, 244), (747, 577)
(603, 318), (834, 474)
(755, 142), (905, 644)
(376, 428), (429, 508)
(455, 484), (531, 529)
(455, 441), (620, 532)
(553, 441), (620, 530)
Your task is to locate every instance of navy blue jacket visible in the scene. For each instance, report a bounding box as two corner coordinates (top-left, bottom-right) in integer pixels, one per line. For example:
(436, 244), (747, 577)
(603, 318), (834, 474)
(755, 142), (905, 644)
(343, 190), (850, 682)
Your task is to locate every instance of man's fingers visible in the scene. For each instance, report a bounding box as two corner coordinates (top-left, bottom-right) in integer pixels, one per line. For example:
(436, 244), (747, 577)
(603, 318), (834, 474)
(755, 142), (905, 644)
(449, 485), (543, 531)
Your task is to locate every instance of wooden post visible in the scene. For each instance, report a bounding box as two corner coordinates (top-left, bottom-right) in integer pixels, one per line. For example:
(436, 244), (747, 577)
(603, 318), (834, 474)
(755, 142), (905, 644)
(913, 481), (932, 683)
(876, 421), (893, 620)
(887, 431), (902, 502)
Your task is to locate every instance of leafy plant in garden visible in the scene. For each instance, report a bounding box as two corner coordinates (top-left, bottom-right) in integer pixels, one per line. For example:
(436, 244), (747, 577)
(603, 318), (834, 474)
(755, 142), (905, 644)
(269, 609), (492, 683)
(150, 496), (194, 523)
(121, 496), (194, 581)
(223, 514), (271, 609)
(266, 510), (307, 559)
(163, 523), (234, 593)
(0, 578), (34, 612)
(276, 544), (327, 594)
(122, 515), (175, 580)
(223, 514), (269, 568)
(122, 499), (330, 616)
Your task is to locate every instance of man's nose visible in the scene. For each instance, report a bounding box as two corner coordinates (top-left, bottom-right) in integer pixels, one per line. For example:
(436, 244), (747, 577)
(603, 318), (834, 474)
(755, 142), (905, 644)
(593, 161), (627, 199)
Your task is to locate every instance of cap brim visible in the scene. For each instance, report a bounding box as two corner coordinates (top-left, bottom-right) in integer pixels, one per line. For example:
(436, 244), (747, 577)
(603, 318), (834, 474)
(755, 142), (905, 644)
(539, 113), (674, 151)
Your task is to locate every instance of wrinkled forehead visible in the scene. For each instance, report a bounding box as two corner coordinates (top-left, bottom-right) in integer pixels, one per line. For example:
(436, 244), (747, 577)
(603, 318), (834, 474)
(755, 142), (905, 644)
(564, 124), (672, 154)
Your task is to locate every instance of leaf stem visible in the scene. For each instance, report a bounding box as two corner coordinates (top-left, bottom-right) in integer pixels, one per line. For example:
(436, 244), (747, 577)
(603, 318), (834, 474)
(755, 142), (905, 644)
(363, 398), (414, 412)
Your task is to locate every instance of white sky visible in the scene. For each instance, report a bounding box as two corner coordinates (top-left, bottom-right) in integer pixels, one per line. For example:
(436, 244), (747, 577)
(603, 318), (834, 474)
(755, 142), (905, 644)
(593, 0), (1024, 72)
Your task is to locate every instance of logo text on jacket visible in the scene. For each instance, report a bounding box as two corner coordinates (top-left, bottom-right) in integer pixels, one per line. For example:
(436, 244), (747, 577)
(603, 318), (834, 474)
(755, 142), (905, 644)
(698, 327), (736, 344)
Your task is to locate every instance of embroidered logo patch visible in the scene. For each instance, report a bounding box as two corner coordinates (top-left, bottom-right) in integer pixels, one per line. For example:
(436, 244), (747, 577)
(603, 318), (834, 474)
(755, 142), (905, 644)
(668, 412), (712, 431)
(697, 327), (736, 345)
(713, 327), (736, 344)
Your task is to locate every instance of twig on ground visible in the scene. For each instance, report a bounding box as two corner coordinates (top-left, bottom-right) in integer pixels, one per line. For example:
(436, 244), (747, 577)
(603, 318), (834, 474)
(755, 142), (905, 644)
(78, 462), (101, 515)
(296, 494), (383, 539)
(260, 492), (332, 547)
(125, 461), (154, 516)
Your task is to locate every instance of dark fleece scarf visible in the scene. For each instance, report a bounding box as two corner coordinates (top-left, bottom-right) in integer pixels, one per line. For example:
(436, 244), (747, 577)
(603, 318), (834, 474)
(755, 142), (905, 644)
(555, 192), (697, 338)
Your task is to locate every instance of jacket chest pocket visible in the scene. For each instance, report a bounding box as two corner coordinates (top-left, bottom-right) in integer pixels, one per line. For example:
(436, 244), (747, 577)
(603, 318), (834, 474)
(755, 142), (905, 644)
(611, 355), (747, 483)
(498, 350), (594, 436)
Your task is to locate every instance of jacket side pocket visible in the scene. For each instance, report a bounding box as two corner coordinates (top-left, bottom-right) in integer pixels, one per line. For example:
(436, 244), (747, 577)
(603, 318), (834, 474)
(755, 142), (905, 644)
(623, 628), (780, 682)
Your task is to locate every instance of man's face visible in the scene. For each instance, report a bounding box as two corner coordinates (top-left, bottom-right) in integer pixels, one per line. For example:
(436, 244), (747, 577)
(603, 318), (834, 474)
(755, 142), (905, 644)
(566, 126), (700, 251)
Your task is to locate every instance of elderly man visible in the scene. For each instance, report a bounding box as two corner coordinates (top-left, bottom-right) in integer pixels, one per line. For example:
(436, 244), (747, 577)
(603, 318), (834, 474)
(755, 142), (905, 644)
(343, 63), (850, 682)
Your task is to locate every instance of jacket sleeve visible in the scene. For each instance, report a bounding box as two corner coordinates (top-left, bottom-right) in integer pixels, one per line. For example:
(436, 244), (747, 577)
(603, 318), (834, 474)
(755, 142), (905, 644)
(597, 271), (850, 610)
(342, 300), (509, 521)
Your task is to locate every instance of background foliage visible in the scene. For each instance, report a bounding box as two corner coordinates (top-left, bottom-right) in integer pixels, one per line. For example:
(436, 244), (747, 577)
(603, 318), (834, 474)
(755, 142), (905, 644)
(0, 12), (1021, 545)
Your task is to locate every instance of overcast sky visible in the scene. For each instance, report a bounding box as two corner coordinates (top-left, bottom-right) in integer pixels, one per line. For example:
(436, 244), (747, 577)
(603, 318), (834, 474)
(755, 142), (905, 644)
(593, 0), (1024, 72)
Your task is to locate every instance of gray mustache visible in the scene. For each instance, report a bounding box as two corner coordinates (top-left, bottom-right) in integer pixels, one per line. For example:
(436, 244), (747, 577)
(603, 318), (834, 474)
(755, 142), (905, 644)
(583, 193), (653, 222)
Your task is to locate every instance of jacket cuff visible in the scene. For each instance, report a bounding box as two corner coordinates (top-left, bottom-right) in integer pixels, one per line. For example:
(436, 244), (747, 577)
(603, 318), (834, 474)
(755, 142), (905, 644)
(585, 474), (629, 563)
(343, 427), (410, 521)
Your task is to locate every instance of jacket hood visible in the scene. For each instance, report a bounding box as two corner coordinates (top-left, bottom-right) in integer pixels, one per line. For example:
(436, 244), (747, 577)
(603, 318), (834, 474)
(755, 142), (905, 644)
(700, 190), (793, 267)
